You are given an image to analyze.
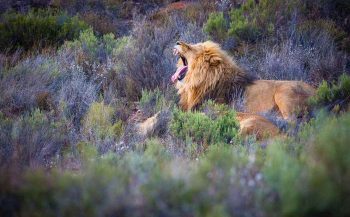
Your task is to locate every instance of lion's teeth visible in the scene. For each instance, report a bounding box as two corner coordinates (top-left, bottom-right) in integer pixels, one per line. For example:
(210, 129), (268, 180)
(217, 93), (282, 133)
(173, 48), (179, 56)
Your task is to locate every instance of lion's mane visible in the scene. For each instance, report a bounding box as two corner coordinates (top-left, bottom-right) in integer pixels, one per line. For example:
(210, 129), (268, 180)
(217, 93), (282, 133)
(178, 41), (254, 110)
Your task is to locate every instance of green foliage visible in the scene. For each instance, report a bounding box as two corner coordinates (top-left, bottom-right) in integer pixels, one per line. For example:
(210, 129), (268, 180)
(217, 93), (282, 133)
(203, 0), (261, 43)
(204, 0), (303, 43)
(309, 74), (350, 110)
(76, 141), (99, 163)
(77, 28), (99, 54)
(63, 28), (128, 61)
(203, 12), (228, 42)
(232, 0), (297, 41)
(102, 33), (118, 55)
(63, 28), (98, 57)
(0, 10), (89, 52)
(196, 144), (248, 180)
(263, 141), (305, 215)
(170, 102), (239, 147)
(306, 114), (350, 217)
(1, 113), (350, 216)
(263, 113), (350, 216)
(139, 88), (167, 116)
(144, 139), (170, 161)
(228, 1), (262, 43)
(18, 161), (129, 217)
(111, 36), (129, 55)
(82, 102), (123, 141)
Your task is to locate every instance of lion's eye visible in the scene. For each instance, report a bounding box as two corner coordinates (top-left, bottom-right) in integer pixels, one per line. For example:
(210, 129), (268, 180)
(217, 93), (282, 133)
(184, 44), (191, 50)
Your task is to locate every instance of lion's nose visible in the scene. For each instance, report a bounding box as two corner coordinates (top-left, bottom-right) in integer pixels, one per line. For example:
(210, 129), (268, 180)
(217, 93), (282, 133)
(176, 41), (181, 45)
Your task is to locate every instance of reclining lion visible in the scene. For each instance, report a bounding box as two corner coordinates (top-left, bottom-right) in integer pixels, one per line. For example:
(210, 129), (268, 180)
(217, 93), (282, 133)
(171, 41), (315, 121)
(172, 59), (281, 139)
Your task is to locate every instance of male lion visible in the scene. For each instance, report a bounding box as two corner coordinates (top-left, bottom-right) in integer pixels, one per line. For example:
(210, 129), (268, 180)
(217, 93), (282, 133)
(171, 41), (315, 120)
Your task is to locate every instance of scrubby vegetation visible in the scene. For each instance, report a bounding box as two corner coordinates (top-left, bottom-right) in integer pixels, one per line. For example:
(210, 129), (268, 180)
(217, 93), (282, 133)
(0, 9), (88, 52)
(1, 113), (350, 216)
(170, 102), (239, 155)
(0, 0), (349, 216)
(310, 74), (350, 111)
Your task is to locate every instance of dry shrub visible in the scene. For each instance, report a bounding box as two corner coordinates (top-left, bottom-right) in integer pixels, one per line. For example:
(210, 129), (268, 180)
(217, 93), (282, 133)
(115, 19), (176, 100)
(115, 15), (206, 101)
(80, 11), (117, 35)
(57, 67), (98, 130)
(0, 56), (59, 116)
(5, 109), (66, 169)
(298, 19), (350, 53)
(238, 29), (348, 84)
(183, 0), (216, 25)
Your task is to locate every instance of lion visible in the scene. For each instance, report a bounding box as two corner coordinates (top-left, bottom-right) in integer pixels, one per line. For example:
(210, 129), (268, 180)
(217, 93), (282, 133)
(172, 58), (281, 139)
(171, 41), (316, 121)
(235, 112), (280, 140)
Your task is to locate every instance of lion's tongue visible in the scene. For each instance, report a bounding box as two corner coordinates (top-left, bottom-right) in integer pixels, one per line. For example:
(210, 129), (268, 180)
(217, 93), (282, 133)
(171, 66), (188, 83)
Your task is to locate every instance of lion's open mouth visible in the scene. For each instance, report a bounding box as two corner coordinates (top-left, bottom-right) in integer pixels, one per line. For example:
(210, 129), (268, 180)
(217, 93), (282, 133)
(171, 48), (188, 83)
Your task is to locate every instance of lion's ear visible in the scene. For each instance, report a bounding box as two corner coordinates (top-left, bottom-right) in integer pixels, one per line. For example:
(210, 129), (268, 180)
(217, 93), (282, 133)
(209, 56), (222, 66)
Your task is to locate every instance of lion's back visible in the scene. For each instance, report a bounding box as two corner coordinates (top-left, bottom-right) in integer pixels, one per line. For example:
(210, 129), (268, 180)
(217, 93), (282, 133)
(245, 80), (315, 115)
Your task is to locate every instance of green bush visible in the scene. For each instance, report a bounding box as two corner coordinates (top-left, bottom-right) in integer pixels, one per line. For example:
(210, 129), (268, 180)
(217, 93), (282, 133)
(204, 0), (303, 43)
(229, 0), (301, 41)
(139, 88), (167, 117)
(74, 28), (99, 54)
(170, 102), (239, 147)
(204, 1), (259, 43)
(17, 160), (130, 217)
(228, 1), (262, 43)
(263, 141), (306, 215)
(79, 11), (117, 35)
(203, 12), (228, 42)
(306, 113), (350, 216)
(82, 102), (123, 142)
(0, 10), (88, 52)
(263, 113), (350, 216)
(309, 73), (350, 111)
(62, 28), (127, 62)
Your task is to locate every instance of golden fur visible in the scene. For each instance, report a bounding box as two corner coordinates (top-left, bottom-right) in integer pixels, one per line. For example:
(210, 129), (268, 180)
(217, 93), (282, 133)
(173, 41), (315, 120)
(236, 112), (280, 140)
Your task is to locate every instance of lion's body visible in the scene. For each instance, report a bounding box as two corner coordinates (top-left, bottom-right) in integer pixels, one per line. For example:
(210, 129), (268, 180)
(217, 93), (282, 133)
(236, 112), (280, 140)
(245, 80), (315, 119)
(174, 41), (315, 120)
(172, 40), (316, 139)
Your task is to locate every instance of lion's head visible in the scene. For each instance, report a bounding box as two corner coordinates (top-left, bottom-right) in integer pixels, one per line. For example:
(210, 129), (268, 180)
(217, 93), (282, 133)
(171, 41), (254, 111)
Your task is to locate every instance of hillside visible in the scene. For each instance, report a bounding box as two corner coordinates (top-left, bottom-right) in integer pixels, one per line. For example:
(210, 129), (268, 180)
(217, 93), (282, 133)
(1, 0), (350, 216)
